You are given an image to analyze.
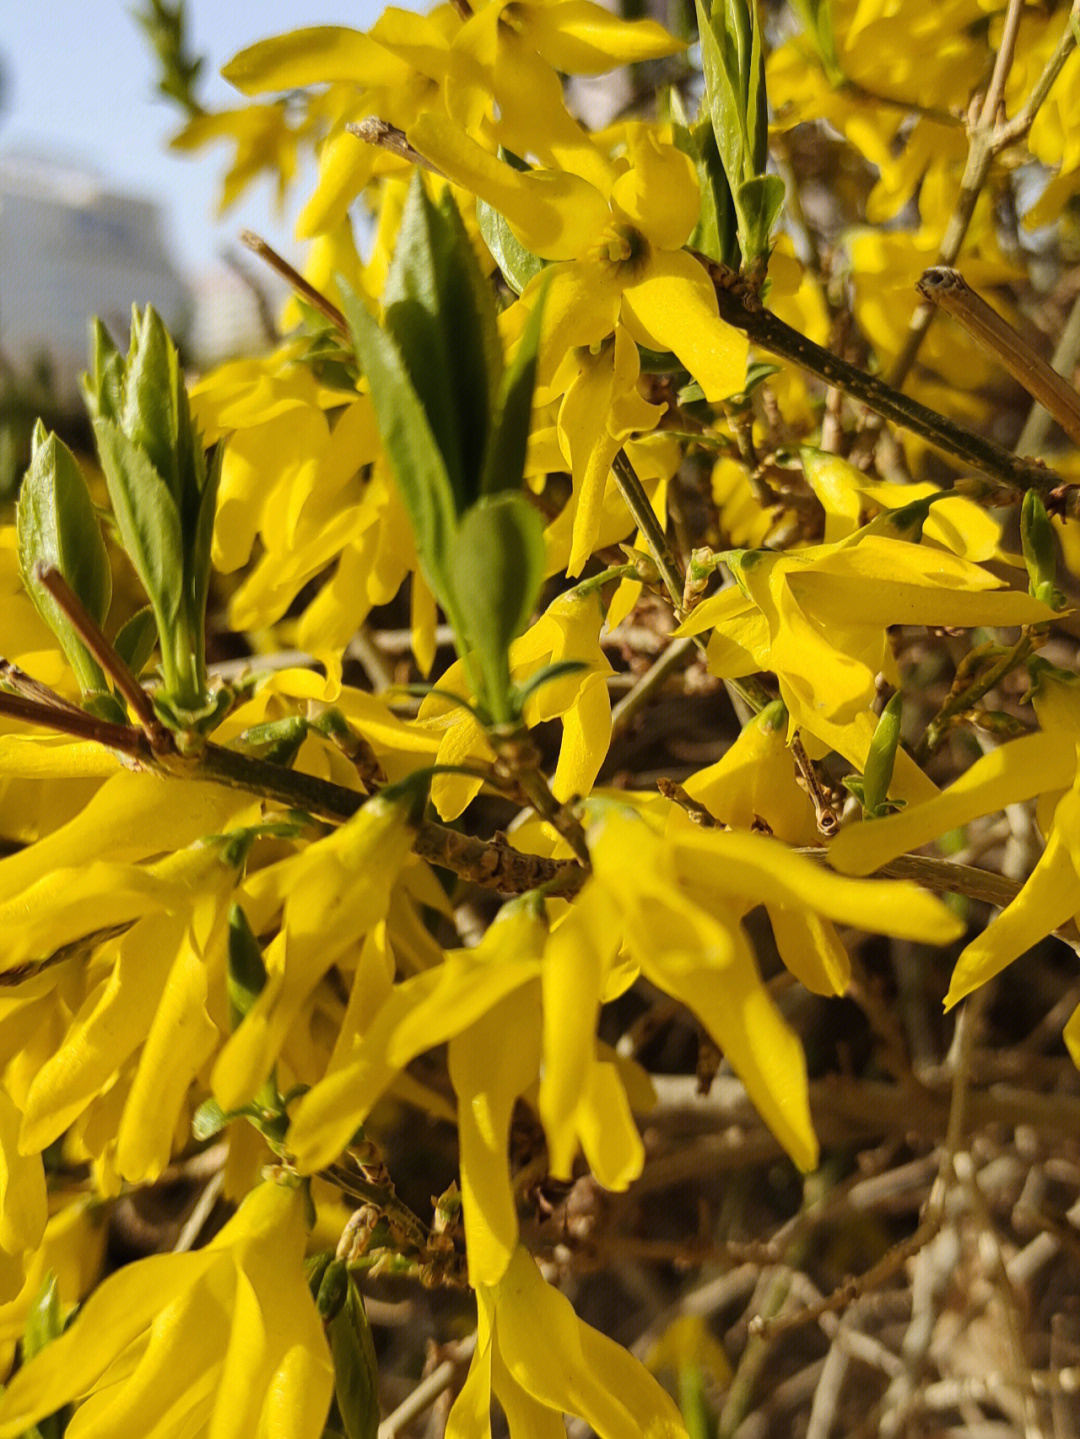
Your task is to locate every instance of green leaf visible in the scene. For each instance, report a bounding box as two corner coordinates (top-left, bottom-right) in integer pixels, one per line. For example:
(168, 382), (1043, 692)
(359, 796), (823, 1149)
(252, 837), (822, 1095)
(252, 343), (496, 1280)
(479, 270), (548, 498)
(788, 0), (845, 86)
(434, 185), (503, 503)
(17, 425), (111, 696)
(672, 99), (739, 268)
(189, 441), (223, 686)
(327, 1276), (381, 1439)
(227, 903), (268, 1030)
(20, 1272), (68, 1439)
(316, 1258), (350, 1320)
(477, 197), (545, 295)
(22, 1272), (63, 1363)
(231, 715), (309, 767)
(861, 691), (903, 817)
(380, 175), (500, 514)
(121, 305), (186, 515)
(1021, 489), (1062, 607)
(339, 278), (458, 605)
(92, 417), (185, 629)
(736, 174), (785, 271)
(192, 1097), (229, 1142)
(113, 605), (159, 678)
(446, 492), (546, 723)
(745, 0), (769, 176)
(695, 0), (747, 195)
(81, 318), (124, 424)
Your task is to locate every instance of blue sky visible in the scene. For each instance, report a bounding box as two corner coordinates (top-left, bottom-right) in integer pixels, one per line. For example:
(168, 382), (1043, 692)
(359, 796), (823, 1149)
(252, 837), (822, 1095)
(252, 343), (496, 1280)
(0, 1), (407, 277)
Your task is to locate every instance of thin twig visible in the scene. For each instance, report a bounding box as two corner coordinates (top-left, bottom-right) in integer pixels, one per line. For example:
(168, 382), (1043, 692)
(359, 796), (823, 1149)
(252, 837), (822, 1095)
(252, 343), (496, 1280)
(917, 269), (1080, 447)
(347, 118), (447, 178)
(1018, 282), (1080, 455)
(241, 231), (348, 334)
(35, 565), (171, 749)
(707, 271), (1066, 502)
(377, 1333), (477, 1439)
(885, 0), (1026, 388)
(610, 450), (687, 614)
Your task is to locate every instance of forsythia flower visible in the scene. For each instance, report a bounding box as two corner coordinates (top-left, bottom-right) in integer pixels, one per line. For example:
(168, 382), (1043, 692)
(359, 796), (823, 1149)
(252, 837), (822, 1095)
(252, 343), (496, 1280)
(212, 787), (420, 1111)
(0, 1180), (333, 1439)
(408, 114), (749, 402)
(288, 897), (647, 1283)
(830, 664), (1080, 1011)
(539, 800), (963, 1174)
(421, 584), (614, 820)
(675, 531), (1052, 781)
(446, 1245), (688, 1439)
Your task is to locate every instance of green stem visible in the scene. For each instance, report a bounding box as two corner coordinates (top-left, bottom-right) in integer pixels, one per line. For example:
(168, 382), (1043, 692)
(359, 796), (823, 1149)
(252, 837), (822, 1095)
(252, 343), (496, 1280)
(916, 629), (1038, 760)
(610, 450), (687, 613)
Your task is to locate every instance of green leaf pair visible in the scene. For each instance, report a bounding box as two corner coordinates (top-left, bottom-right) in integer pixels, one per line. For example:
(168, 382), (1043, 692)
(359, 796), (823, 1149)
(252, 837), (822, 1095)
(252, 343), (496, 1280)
(83, 305), (222, 722)
(694, 0), (785, 272)
(343, 174), (548, 725)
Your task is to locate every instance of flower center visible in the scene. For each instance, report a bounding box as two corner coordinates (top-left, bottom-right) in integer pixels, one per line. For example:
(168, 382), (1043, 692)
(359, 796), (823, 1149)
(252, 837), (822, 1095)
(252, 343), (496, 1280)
(593, 222), (648, 275)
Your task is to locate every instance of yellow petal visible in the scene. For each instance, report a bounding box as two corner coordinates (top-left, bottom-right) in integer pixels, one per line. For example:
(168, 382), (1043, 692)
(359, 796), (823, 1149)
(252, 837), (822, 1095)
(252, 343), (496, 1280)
(829, 731), (1076, 876)
(539, 884), (622, 1178)
(610, 130), (699, 250)
(767, 908), (851, 996)
(0, 1089), (46, 1296)
(492, 1246), (687, 1438)
(620, 249), (748, 401)
(517, 1), (685, 71)
(407, 112), (609, 259)
(674, 829), (963, 944)
(450, 984), (542, 1286)
(944, 780), (1080, 1010)
(222, 27), (408, 93)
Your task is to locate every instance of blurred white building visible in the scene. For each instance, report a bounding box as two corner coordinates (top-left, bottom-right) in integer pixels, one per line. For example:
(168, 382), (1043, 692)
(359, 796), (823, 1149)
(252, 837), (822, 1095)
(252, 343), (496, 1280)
(0, 153), (189, 402)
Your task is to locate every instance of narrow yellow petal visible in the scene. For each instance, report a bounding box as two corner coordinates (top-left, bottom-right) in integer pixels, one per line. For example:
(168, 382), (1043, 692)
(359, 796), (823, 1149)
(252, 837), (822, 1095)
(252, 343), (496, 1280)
(620, 250), (748, 401)
(408, 113), (609, 259)
(829, 731), (1076, 876)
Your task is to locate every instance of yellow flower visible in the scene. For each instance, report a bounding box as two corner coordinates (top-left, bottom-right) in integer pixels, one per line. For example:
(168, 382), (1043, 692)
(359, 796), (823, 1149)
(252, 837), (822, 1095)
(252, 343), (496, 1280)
(675, 531), (1053, 782)
(0, 1181), (332, 1439)
(0, 1196), (106, 1379)
(447, 1245), (687, 1439)
(171, 102), (309, 213)
(554, 323), (666, 575)
(288, 897), (647, 1283)
(18, 840), (244, 1186)
(212, 788), (419, 1112)
(538, 800), (963, 1175)
(799, 447), (1005, 561)
(830, 665), (1080, 1012)
(768, 0), (982, 221)
(408, 115), (748, 402)
(421, 585), (614, 820)
(0, 1088), (46, 1303)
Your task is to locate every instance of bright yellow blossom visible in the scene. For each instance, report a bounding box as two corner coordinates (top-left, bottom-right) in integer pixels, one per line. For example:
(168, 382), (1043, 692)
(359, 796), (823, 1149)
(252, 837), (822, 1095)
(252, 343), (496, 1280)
(446, 1244), (687, 1439)
(408, 115), (749, 402)
(212, 789), (420, 1112)
(421, 584), (614, 820)
(0, 1180), (332, 1439)
(830, 666), (1080, 1012)
(539, 800), (963, 1175)
(676, 531), (1053, 779)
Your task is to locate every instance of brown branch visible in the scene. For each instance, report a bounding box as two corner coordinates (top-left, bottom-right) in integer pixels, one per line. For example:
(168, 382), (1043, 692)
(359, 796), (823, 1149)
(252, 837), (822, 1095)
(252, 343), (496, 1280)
(917, 268), (1080, 447)
(707, 269), (1066, 502)
(240, 231), (348, 335)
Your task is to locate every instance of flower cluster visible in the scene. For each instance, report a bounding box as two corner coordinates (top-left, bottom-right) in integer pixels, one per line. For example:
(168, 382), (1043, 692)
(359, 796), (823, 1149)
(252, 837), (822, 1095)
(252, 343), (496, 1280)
(0, 0), (1079, 1434)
